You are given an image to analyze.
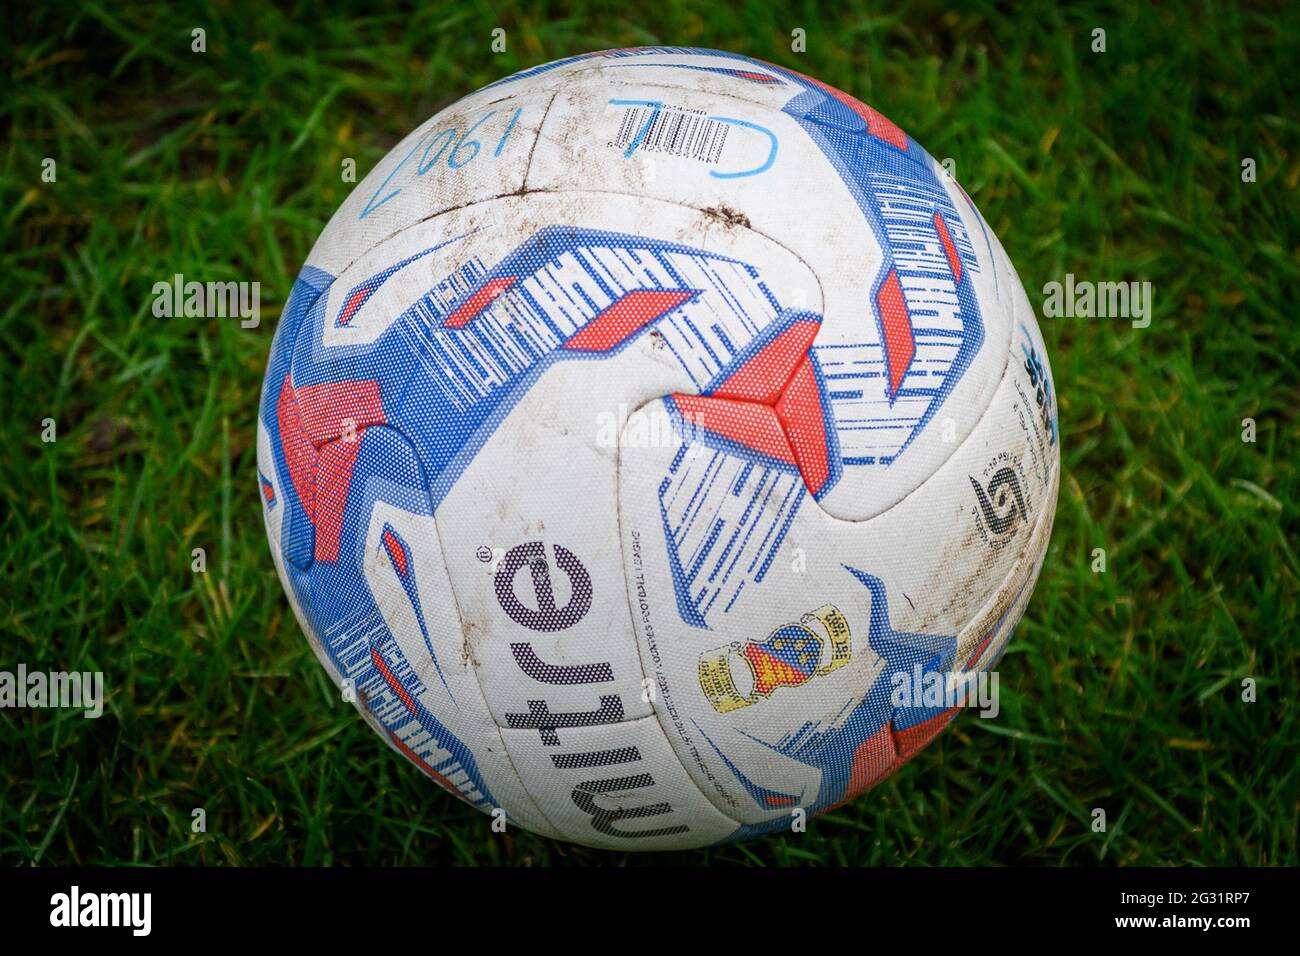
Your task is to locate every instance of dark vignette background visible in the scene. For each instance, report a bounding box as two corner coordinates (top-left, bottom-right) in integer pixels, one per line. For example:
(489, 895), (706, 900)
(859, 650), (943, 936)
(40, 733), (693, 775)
(1, 0), (1296, 866)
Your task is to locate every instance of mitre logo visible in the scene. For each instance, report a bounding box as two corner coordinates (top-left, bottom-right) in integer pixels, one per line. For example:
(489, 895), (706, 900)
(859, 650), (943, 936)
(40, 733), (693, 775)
(494, 541), (592, 631)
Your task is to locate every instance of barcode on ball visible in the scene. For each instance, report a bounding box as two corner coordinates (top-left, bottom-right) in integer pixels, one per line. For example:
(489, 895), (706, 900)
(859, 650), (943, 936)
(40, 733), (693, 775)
(608, 105), (730, 163)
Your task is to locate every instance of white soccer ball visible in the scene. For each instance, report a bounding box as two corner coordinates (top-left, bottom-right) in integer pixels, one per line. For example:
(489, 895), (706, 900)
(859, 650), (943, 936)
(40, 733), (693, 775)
(257, 47), (1060, 850)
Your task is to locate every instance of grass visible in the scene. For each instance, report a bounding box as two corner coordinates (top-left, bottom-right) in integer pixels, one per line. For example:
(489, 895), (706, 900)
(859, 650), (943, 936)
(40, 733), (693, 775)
(1, 0), (1297, 866)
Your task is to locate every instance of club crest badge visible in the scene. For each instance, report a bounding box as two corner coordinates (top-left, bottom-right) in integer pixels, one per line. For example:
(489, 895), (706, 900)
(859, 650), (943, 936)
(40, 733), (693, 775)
(699, 605), (852, 714)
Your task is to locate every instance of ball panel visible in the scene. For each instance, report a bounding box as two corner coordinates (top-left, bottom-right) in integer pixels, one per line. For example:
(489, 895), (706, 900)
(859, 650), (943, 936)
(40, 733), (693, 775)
(360, 502), (565, 839)
(303, 87), (551, 278)
(500, 715), (740, 849)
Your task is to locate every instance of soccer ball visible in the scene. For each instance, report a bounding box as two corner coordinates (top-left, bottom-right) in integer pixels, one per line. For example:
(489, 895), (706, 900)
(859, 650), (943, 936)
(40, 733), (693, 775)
(257, 48), (1059, 850)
